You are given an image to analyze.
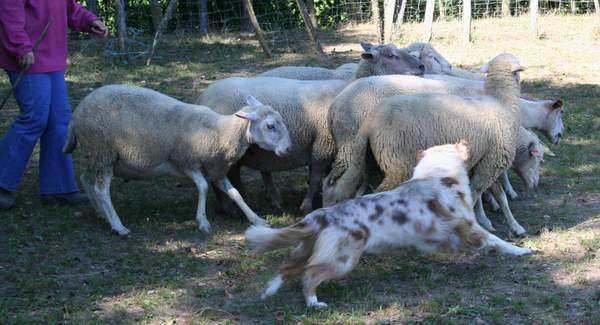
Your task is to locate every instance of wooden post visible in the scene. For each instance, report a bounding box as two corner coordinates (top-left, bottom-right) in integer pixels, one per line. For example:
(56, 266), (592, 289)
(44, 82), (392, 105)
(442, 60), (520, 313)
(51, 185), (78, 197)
(393, 0), (407, 39)
(371, 0), (382, 42)
(502, 0), (510, 16)
(438, 0), (446, 20)
(383, 0), (395, 43)
(114, 0), (127, 54)
(199, 0), (208, 36)
(463, 0), (471, 44)
(150, 0), (162, 33)
(571, 0), (577, 14)
(595, 0), (600, 22)
(423, 0), (435, 42)
(242, 0), (272, 59)
(295, 0), (324, 55)
(530, 0), (538, 36)
(146, 0), (178, 65)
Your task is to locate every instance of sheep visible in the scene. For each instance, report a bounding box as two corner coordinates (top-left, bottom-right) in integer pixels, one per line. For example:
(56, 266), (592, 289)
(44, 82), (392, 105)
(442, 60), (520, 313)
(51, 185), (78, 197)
(404, 42), (485, 80)
(476, 127), (545, 231)
(324, 53), (528, 235)
(63, 85), (292, 235)
(325, 75), (561, 190)
(258, 62), (358, 80)
(197, 42), (425, 214)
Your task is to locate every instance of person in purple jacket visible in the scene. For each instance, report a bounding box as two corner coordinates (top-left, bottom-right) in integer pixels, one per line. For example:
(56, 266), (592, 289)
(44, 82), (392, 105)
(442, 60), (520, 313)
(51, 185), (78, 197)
(0, 1), (107, 209)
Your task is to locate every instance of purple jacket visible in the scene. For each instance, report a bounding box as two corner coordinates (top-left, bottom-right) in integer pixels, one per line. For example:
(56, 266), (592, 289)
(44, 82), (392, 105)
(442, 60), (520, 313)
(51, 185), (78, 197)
(0, 0), (97, 73)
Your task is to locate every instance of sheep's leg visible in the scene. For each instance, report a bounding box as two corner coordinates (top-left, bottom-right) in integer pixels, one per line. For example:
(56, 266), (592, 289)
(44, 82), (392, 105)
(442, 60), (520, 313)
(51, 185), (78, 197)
(300, 160), (328, 214)
(186, 170), (211, 233)
(92, 169), (130, 236)
(488, 182), (526, 236)
(213, 165), (242, 217)
(214, 178), (267, 226)
(261, 171), (282, 210)
(484, 191), (501, 211)
(80, 173), (100, 214)
(501, 171), (518, 200)
(475, 195), (496, 232)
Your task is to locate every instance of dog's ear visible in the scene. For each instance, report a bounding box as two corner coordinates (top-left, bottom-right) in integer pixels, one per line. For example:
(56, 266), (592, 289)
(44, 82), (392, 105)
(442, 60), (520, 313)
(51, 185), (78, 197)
(456, 140), (470, 161)
(416, 149), (424, 162)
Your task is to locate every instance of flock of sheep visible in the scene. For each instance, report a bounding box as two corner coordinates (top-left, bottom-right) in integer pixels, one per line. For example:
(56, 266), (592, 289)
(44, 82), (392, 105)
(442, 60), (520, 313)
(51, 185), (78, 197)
(64, 42), (564, 240)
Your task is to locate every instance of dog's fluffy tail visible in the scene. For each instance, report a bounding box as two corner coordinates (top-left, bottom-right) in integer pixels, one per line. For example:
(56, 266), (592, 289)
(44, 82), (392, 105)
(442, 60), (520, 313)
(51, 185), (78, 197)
(245, 223), (315, 254)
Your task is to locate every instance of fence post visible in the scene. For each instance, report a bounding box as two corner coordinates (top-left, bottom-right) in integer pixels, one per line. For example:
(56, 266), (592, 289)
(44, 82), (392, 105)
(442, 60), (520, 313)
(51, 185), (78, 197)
(146, 0), (178, 65)
(423, 0), (435, 42)
(438, 0), (446, 20)
(595, 0), (600, 22)
(383, 0), (395, 43)
(371, 0), (382, 42)
(393, 0), (408, 39)
(295, 0), (324, 55)
(530, 0), (538, 36)
(114, 0), (127, 55)
(242, 0), (272, 59)
(502, 0), (510, 16)
(463, 0), (471, 44)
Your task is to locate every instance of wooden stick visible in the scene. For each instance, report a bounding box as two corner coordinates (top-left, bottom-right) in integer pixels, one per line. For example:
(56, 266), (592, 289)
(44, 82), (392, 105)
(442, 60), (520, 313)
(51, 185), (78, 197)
(146, 0), (179, 65)
(295, 0), (324, 55)
(242, 0), (272, 59)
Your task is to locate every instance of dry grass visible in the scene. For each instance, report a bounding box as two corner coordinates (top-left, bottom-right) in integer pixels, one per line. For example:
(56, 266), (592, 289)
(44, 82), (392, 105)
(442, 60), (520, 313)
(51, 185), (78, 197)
(0, 13), (599, 324)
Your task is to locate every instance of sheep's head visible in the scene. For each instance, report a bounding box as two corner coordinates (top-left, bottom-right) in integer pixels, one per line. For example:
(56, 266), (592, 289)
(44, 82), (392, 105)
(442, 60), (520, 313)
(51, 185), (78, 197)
(481, 53), (524, 83)
(542, 99), (564, 145)
(406, 43), (453, 74)
(513, 136), (544, 190)
(236, 95), (292, 157)
(360, 42), (425, 76)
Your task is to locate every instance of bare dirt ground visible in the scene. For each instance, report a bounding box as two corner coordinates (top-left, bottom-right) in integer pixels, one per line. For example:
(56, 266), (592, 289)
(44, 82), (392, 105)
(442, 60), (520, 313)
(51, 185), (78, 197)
(0, 14), (599, 324)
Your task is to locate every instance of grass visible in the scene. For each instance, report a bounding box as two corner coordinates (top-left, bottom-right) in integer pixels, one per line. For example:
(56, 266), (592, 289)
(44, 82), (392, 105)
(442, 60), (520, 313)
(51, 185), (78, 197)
(1, 13), (599, 324)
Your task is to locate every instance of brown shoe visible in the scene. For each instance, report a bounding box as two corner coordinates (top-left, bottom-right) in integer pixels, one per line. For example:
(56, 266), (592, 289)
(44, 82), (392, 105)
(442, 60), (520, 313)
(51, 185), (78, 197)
(41, 191), (89, 206)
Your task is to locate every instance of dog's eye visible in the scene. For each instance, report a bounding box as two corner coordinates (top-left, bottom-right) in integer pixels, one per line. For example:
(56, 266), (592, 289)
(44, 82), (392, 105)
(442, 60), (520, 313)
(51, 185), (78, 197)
(267, 123), (275, 130)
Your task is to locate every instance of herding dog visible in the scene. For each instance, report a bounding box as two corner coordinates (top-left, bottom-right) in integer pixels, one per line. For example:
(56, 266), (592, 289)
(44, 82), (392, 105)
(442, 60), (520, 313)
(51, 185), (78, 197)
(245, 142), (533, 308)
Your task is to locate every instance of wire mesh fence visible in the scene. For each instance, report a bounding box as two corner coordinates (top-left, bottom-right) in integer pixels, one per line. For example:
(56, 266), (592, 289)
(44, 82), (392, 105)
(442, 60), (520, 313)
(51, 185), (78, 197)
(81, 0), (599, 58)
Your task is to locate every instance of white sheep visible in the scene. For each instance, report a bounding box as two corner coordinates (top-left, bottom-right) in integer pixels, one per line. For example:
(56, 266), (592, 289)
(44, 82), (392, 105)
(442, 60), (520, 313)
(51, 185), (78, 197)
(257, 43), (423, 80)
(258, 62), (358, 80)
(63, 85), (292, 235)
(404, 42), (484, 80)
(324, 53), (528, 235)
(197, 42), (425, 214)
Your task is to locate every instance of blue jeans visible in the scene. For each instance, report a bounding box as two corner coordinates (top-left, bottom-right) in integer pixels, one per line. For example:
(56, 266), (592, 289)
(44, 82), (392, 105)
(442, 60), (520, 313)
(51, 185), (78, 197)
(0, 70), (78, 194)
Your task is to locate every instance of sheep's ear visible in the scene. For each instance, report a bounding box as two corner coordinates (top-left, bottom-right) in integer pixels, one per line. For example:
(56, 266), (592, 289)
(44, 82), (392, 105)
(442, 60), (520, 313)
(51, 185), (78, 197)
(360, 42), (374, 52)
(235, 108), (260, 121)
(245, 95), (263, 107)
(551, 99), (563, 110)
(456, 140), (470, 161)
(415, 150), (424, 162)
(480, 63), (489, 73)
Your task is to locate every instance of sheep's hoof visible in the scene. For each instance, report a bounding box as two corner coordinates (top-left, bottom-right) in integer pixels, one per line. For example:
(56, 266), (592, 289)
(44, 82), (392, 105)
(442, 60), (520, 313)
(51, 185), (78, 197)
(506, 191), (518, 200)
(115, 227), (131, 236)
(299, 198), (313, 215)
(307, 301), (328, 309)
(198, 223), (211, 234)
(511, 226), (527, 237)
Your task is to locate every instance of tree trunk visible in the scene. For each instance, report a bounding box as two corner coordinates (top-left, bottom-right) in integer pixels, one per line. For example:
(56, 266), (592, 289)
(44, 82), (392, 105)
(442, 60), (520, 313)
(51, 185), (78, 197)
(438, 0), (445, 20)
(199, 0), (208, 36)
(306, 0), (318, 31)
(371, 0), (382, 42)
(242, 0), (272, 58)
(150, 0), (162, 33)
(393, 0), (407, 39)
(87, 0), (98, 14)
(295, 0), (324, 55)
(383, 0), (395, 43)
(114, 0), (127, 55)
(530, 0), (538, 36)
(423, 0), (435, 42)
(147, 0), (179, 65)
(463, 0), (471, 44)
(502, 0), (510, 16)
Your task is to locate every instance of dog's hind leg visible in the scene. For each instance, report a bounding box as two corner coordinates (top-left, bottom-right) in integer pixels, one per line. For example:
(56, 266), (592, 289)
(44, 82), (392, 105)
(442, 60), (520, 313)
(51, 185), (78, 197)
(260, 240), (314, 300)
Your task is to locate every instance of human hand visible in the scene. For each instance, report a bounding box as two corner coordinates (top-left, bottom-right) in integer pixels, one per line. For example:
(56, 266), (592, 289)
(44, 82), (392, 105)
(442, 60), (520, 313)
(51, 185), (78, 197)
(91, 20), (108, 37)
(19, 52), (34, 70)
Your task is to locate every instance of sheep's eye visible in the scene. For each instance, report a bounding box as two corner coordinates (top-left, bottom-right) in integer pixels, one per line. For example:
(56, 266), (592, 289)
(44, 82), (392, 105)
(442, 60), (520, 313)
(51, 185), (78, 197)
(433, 57), (440, 63)
(267, 123), (275, 130)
